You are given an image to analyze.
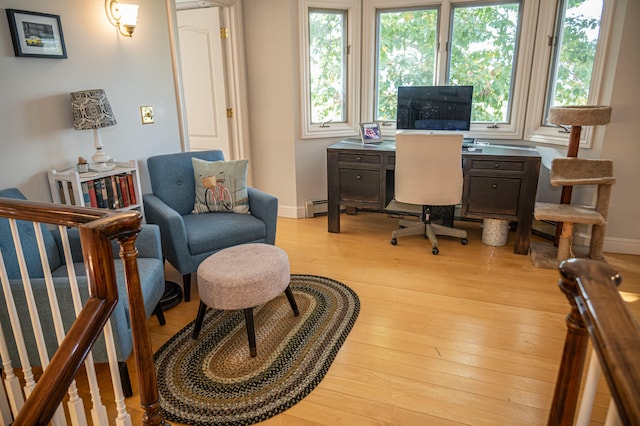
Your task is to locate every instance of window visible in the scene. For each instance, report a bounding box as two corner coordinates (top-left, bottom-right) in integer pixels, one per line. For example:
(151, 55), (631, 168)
(300, 0), (360, 138)
(309, 9), (347, 124)
(306, 0), (618, 144)
(375, 8), (439, 122)
(448, 2), (521, 124)
(363, 0), (531, 138)
(526, 0), (612, 146)
(545, 0), (604, 120)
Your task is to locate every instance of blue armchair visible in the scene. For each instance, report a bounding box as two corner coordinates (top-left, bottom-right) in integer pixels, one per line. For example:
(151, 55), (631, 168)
(143, 150), (278, 302)
(0, 188), (166, 396)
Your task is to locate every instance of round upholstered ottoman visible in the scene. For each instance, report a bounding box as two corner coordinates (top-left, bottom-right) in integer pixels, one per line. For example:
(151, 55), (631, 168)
(192, 243), (299, 357)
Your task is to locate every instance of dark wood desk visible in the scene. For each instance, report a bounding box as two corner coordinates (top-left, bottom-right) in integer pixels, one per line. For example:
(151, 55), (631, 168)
(327, 140), (541, 255)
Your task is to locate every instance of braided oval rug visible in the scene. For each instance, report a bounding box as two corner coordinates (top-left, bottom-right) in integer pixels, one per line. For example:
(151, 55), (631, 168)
(154, 274), (360, 426)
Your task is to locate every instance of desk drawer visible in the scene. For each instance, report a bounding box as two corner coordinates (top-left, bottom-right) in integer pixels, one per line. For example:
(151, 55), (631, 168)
(339, 168), (380, 204)
(465, 176), (521, 217)
(469, 159), (524, 172)
(339, 153), (381, 165)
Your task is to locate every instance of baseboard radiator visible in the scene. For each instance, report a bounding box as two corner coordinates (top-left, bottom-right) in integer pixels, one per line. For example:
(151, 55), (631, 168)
(305, 199), (329, 218)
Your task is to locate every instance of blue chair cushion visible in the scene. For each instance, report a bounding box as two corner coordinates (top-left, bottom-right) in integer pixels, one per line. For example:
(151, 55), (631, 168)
(183, 212), (267, 254)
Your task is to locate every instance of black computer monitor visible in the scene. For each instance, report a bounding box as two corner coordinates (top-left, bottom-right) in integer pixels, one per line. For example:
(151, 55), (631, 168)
(396, 85), (473, 131)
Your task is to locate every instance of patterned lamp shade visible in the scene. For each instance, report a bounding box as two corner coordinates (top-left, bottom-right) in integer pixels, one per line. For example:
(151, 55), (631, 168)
(70, 89), (117, 130)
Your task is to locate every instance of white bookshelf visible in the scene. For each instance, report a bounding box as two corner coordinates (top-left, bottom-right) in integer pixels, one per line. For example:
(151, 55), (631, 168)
(47, 160), (144, 216)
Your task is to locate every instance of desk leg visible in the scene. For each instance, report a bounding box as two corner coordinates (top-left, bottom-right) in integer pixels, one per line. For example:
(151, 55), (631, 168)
(327, 151), (340, 233)
(513, 216), (533, 255)
(328, 198), (340, 233)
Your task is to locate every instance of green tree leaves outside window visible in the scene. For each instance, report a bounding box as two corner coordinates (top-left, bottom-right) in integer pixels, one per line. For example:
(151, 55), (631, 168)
(449, 3), (520, 124)
(376, 9), (438, 122)
(548, 0), (603, 115)
(309, 9), (347, 124)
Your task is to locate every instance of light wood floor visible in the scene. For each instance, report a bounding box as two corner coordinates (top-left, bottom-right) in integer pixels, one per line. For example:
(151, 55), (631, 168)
(119, 212), (639, 425)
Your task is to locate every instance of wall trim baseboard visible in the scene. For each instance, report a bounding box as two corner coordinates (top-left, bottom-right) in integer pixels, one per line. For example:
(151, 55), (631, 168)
(558, 231), (640, 256)
(278, 204), (304, 218)
(603, 236), (640, 255)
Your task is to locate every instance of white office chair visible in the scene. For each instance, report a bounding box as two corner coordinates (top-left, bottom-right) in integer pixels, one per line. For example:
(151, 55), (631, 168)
(385, 132), (468, 255)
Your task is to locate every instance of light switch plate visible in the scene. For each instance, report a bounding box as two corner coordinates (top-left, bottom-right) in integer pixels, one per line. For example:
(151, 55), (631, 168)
(140, 106), (154, 124)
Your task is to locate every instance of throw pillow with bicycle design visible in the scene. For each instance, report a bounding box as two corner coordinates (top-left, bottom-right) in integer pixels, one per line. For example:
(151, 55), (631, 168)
(192, 158), (250, 214)
(202, 174), (234, 212)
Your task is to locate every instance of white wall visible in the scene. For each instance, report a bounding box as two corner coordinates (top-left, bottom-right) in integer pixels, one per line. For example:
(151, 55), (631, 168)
(243, 0), (345, 219)
(599, 0), (640, 254)
(242, 0), (301, 217)
(0, 0), (182, 200)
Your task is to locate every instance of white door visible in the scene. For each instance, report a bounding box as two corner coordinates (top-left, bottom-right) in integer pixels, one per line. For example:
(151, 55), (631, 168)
(177, 7), (230, 157)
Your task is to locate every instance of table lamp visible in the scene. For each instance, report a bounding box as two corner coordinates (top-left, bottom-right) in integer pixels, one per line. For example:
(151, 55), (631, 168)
(70, 89), (117, 172)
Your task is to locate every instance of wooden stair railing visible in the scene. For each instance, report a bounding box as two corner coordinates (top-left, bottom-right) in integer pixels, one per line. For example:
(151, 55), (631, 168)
(0, 197), (166, 426)
(548, 258), (640, 426)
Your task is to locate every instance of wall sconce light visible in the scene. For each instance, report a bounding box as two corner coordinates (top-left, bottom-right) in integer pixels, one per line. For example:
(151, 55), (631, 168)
(106, 0), (139, 37)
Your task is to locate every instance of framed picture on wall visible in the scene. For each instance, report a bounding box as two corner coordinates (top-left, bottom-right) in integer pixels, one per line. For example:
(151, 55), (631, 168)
(6, 9), (67, 59)
(360, 122), (382, 144)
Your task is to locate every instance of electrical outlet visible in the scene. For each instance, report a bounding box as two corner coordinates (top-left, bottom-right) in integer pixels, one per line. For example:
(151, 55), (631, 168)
(140, 106), (154, 124)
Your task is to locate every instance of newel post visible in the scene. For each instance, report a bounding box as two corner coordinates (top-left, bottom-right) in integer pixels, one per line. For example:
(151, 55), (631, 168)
(547, 262), (590, 426)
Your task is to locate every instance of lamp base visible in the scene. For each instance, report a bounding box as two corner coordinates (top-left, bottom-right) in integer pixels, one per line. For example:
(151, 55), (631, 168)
(90, 162), (117, 172)
(91, 148), (111, 165)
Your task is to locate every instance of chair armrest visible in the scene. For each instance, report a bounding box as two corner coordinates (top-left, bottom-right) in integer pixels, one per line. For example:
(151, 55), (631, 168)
(247, 187), (278, 245)
(142, 193), (189, 264)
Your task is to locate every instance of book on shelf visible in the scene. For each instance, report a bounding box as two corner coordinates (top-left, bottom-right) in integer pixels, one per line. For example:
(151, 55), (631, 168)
(126, 174), (137, 205)
(87, 180), (98, 208)
(93, 179), (103, 208)
(119, 175), (131, 207)
(109, 175), (122, 209)
(100, 178), (109, 209)
(81, 182), (91, 206)
(105, 176), (116, 209)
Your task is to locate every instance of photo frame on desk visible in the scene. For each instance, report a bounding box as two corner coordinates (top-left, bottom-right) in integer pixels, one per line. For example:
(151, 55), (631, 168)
(360, 122), (382, 144)
(5, 9), (67, 59)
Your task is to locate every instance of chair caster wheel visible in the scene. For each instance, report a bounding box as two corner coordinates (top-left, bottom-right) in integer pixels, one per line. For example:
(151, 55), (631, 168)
(432, 247), (439, 255)
(390, 238), (397, 245)
(461, 238), (468, 245)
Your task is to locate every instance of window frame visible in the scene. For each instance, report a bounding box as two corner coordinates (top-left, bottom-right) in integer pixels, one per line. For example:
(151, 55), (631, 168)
(300, 0), (361, 139)
(303, 0), (619, 147)
(372, 5), (441, 125)
(524, 0), (616, 149)
(362, 0), (538, 139)
(446, 1), (525, 128)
